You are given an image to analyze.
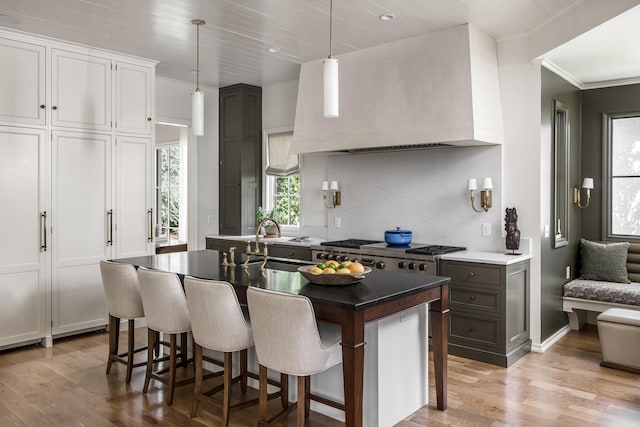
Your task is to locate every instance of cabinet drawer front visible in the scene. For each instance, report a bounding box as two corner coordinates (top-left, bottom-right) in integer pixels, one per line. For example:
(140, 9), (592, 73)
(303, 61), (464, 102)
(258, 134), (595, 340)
(450, 313), (500, 349)
(441, 262), (500, 285)
(450, 286), (500, 312)
(270, 245), (312, 261)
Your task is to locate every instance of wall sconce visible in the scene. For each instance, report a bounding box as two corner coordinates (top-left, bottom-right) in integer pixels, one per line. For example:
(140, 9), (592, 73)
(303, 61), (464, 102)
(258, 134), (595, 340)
(468, 177), (493, 213)
(573, 177), (594, 208)
(322, 181), (341, 208)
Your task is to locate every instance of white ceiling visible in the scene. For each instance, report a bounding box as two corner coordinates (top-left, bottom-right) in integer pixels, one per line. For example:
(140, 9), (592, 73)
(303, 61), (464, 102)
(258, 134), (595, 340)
(0, 0), (639, 88)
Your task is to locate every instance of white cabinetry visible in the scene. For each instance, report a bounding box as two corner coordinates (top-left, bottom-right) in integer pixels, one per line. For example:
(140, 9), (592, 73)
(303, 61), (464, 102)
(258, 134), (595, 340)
(116, 62), (152, 135)
(0, 126), (48, 348)
(51, 131), (113, 335)
(0, 28), (156, 349)
(51, 49), (112, 131)
(0, 37), (46, 126)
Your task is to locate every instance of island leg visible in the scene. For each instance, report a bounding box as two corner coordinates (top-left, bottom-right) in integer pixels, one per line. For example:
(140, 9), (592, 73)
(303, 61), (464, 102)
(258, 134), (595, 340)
(429, 283), (449, 410)
(341, 310), (366, 427)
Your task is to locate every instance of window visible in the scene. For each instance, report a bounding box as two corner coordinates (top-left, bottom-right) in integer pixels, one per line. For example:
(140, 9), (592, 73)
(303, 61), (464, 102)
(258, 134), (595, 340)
(264, 129), (300, 231)
(156, 144), (181, 242)
(604, 113), (640, 239)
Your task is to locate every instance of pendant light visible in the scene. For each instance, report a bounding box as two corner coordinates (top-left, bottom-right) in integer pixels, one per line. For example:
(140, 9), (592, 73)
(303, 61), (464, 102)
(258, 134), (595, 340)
(191, 19), (205, 136)
(323, 0), (339, 118)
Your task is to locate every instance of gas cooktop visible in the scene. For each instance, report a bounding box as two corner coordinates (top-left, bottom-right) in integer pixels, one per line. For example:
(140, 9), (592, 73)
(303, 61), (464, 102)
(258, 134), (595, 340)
(320, 239), (383, 249)
(319, 239), (465, 255)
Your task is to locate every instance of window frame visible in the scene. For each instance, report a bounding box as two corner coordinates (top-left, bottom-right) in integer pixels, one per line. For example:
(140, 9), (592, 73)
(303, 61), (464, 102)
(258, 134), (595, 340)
(602, 111), (640, 242)
(155, 140), (186, 243)
(262, 127), (301, 235)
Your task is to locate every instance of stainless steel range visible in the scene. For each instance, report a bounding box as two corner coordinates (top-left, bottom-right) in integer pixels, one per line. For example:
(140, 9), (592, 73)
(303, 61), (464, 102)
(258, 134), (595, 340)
(310, 239), (466, 275)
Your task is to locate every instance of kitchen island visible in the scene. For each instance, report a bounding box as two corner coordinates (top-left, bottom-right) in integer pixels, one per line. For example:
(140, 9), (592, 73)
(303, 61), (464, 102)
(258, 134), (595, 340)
(114, 249), (450, 427)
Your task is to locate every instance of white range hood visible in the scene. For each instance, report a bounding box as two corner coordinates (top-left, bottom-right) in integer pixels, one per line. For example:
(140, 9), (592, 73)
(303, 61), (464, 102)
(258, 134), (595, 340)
(292, 24), (504, 154)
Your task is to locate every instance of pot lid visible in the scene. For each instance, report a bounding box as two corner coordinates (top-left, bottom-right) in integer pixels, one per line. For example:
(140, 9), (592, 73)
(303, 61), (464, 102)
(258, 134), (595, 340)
(385, 227), (412, 234)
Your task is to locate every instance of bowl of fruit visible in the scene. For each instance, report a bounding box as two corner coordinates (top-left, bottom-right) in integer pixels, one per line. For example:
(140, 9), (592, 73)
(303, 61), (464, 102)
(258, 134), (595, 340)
(298, 260), (371, 286)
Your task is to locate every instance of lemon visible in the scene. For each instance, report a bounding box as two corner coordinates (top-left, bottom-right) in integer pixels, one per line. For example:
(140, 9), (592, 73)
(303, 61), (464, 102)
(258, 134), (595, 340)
(336, 267), (351, 274)
(316, 263), (326, 270)
(322, 267), (336, 274)
(309, 267), (323, 274)
(341, 261), (352, 267)
(348, 262), (365, 273)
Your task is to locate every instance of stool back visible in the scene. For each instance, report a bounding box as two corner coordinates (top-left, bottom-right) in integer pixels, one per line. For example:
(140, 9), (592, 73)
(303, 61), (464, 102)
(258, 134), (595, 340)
(99, 260), (144, 319)
(184, 276), (253, 352)
(247, 287), (340, 376)
(137, 267), (191, 334)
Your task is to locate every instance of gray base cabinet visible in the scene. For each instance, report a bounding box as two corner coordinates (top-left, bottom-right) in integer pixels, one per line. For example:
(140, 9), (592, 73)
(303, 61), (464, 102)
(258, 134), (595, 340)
(440, 259), (531, 367)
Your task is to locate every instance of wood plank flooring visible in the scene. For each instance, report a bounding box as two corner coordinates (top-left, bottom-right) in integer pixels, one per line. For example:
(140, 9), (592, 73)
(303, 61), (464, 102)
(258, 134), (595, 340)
(0, 325), (638, 426)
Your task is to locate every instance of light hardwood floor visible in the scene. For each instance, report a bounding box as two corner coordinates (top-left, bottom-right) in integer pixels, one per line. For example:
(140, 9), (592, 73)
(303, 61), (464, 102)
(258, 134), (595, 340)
(0, 325), (639, 426)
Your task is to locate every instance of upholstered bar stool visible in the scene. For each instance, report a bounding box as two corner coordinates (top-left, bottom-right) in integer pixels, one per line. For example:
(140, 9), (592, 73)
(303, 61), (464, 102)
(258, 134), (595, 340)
(99, 260), (147, 384)
(137, 267), (195, 405)
(247, 286), (345, 426)
(185, 277), (274, 426)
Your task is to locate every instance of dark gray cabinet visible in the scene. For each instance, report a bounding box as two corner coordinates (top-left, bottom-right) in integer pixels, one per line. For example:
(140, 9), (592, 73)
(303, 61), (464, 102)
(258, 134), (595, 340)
(218, 84), (262, 235)
(440, 259), (531, 367)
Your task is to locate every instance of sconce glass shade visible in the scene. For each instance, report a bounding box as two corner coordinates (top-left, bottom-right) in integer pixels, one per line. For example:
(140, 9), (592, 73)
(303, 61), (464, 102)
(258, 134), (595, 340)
(467, 178), (478, 191)
(329, 180), (339, 191)
(482, 177), (493, 190)
(322, 181), (329, 191)
(582, 177), (594, 189)
(192, 90), (204, 136)
(323, 57), (339, 118)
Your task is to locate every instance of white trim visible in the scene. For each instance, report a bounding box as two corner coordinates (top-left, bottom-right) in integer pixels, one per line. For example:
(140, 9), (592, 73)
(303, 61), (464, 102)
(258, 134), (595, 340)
(541, 59), (583, 89)
(531, 324), (571, 353)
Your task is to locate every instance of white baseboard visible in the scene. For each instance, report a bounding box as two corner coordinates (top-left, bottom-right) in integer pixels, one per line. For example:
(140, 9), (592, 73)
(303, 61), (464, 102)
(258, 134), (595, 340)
(531, 324), (571, 353)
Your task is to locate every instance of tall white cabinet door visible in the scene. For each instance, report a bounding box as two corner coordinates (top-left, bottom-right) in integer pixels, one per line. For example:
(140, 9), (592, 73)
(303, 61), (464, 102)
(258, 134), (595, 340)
(0, 38), (46, 127)
(0, 126), (48, 347)
(51, 130), (112, 335)
(115, 136), (154, 258)
(116, 62), (152, 135)
(51, 49), (112, 131)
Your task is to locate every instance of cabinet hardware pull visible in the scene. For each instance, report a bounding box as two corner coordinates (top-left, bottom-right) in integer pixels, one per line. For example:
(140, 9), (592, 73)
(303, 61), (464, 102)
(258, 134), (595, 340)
(468, 327), (475, 332)
(52, 105), (58, 110)
(147, 117), (152, 121)
(147, 209), (153, 242)
(40, 104), (45, 109)
(40, 211), (47, 252)
(469, 271), (476, 277)
(469, 295), (476, 301)
(107, 209), (113, 246)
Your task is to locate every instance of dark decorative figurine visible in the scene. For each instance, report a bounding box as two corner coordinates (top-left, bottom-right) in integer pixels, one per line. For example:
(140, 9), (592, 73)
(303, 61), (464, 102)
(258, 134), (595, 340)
(505, 207), (521, 254)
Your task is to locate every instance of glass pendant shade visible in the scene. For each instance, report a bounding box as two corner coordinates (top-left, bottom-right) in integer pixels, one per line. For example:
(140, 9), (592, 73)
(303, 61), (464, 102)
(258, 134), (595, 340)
(323, 57), (339, 118)
(192, 90), (204, 136)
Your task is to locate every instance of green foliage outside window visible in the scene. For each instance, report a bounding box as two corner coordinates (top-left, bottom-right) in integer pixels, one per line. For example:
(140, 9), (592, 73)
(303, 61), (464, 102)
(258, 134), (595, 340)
(273, 175), (300, 226)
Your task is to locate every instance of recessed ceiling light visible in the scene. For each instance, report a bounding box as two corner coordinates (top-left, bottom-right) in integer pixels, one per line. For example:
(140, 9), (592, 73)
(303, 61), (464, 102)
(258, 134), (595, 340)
(379, 13), (395, 21)
(267, 47), (280, 53)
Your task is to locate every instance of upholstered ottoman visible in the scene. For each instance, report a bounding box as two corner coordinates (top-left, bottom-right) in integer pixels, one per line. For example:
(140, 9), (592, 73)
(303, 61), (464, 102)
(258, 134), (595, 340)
(597, 308), (640, 373)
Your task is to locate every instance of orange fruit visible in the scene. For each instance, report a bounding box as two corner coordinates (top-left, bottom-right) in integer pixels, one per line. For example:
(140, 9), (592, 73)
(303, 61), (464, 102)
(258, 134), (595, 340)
(336, 268), (351, 274)
(322, 267), (336, 274)
(348, 262), (365, 273)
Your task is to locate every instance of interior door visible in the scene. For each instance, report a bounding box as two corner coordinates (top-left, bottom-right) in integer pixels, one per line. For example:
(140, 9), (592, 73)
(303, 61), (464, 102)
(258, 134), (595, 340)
(51, 130), (112, 335)
(0, 126), (48, 347)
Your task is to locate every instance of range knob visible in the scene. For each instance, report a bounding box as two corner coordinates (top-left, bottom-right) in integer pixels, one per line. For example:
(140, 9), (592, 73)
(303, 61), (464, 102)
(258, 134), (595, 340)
(338, 255), (349, 262)
(316, 253), (325, 260)
(398, 261), (407, 269)
(327, 254), (336, 260)
(418, 263), (429, 271)
(375, 261), (385, 269)
(408, 262), (417, 270)
(351, 257), (359, 263)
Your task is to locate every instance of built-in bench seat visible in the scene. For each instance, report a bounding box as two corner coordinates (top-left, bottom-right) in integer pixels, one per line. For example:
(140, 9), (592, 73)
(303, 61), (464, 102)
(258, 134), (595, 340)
(563, 242), (640, 330)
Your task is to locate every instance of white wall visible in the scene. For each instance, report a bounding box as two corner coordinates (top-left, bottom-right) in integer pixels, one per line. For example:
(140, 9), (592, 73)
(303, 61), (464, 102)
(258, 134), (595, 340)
(155, 76), (219, 249)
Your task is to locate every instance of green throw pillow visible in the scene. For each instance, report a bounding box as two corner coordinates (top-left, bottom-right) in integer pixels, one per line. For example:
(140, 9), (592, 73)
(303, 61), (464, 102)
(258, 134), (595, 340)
(579, 239), (630, 283)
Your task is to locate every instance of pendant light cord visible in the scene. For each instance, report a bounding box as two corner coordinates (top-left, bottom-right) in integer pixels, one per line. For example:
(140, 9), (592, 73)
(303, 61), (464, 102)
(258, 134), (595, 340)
(196, 21), (200, 91)
(328, 0), (333, 58)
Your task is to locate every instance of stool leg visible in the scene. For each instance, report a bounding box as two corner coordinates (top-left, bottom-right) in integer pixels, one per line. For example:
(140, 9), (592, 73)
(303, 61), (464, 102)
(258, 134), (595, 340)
(240, 349), (248, 393)
(143, 329), (157, 393)
(180, 332), (189, 368)
(106, 314), (120, 374)
(304, 376), (310, 418)
(297, 376), (305, 427)
(223, 352), (232, 427)
(280, 373), (289, 409)
(167, 333), (177, 405)
(258, 364), (268, 423)
(125, 319), (135, 384)
(191, 343), (202, 417)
